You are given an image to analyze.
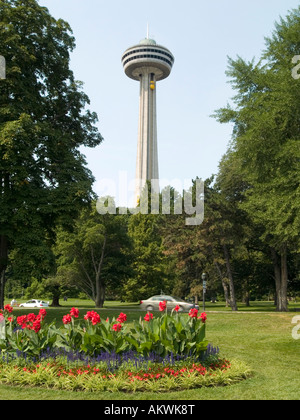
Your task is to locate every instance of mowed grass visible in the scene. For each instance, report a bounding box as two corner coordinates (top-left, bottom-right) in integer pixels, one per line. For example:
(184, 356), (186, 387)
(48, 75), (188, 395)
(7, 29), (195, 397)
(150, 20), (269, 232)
(0, 299), (299, 400)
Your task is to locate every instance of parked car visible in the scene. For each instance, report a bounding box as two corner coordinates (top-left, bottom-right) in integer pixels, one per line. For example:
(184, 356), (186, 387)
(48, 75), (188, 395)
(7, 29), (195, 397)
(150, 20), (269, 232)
(19, 299), (49, 308)
(140, 295), (199, 312)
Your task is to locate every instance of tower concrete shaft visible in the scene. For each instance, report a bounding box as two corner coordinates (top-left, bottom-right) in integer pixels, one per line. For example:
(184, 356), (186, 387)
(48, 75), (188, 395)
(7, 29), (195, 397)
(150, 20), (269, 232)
(136, 69), (159, 200)
(122, 37), (174, 205)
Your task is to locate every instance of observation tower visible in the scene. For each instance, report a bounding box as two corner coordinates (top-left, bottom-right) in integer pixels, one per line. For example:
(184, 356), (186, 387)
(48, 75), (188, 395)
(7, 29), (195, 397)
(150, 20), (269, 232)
(122, 34), (174, 204)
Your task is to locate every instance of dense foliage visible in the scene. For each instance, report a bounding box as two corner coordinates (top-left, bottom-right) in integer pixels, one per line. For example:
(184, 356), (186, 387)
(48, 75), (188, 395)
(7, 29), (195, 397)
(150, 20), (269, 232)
(0, 0), (103, 307)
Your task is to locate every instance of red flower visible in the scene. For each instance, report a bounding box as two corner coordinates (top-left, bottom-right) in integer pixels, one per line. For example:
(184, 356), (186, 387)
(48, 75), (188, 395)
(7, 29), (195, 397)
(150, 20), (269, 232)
(174, 305), (180, 312)
(27, 313), (36, 322)
(144, 313), (154, 322)
(84, 311), (92, 321)
(70, 307), (79, 318)
(38, 309), (47, 320)
(188, 308), (198, 318)
(159, 301), (167, 312)
(116, 312), (127, 323)
(16, 312), (44, 333)
(84, 311), (101, 325)
(4, 304), (13, 313)
(91, 312), (100, 325)
(32, 320), (41, 333)
(62, 314), (72, 325)
(198, 312), (207, 323)
(17, 315), (27, 329)
(112, 323), (122, 332)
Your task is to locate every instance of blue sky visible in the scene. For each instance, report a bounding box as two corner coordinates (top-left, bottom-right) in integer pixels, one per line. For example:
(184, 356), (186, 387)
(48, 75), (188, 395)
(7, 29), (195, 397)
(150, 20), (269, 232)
(40, 0), (300, 205)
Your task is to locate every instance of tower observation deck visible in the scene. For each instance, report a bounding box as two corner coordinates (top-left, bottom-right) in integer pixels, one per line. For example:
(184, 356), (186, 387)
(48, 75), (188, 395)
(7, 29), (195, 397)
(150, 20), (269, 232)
(122, 37), (174, 205)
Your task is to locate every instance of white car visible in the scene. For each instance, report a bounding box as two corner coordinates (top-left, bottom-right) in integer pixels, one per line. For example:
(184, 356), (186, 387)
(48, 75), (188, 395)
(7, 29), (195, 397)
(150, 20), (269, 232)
(19, 299), (49, 308)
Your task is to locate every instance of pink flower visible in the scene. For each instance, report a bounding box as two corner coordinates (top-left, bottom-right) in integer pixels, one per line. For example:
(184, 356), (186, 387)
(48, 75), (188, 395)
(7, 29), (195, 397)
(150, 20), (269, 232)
(144, 313), (154, 322)
(188, 308), (198, 318)
(62, 314), (72, 325)
(112, 323), (122, 332)
(70, 307), (79, 318)
(174, 305), (180, 312)
(4, 304), (13, 313)
(117, 312), (127, 323)
(159, 301), (167, 312)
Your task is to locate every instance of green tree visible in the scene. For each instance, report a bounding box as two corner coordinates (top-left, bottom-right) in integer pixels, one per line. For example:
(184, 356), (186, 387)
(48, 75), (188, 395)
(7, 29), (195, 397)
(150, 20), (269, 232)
(55, 202), (132, 308)
(213, 7), (300, 310)
(22, 275), (76, 307)
(125, 212), (170, 301)
(0, 0), (103, 307)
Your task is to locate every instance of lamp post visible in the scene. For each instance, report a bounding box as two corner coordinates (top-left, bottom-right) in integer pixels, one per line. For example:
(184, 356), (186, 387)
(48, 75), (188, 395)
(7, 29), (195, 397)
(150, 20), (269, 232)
(202, 273), (207, 312)
(0, 56), (6, 79)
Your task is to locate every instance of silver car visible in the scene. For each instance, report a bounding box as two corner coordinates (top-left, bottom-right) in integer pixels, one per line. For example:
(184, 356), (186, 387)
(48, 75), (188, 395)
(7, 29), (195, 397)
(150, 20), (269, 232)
(140, 295), (199, 312)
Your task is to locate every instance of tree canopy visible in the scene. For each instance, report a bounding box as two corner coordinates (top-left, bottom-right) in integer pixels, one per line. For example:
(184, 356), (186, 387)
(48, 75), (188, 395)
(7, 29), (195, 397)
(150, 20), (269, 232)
(213, 6), (300, 310)
(0, 0), (103, 307)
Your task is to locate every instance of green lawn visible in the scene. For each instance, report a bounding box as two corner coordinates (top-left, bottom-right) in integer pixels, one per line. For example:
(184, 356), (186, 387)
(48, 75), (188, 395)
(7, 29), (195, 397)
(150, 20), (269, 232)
(0, 300), (299, 400)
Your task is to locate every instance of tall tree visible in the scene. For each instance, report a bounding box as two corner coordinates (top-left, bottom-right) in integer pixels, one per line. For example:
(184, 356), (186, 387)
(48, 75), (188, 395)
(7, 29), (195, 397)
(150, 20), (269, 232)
(213, 7), (300, 310)
(125, 212), (170, 301)
(0, 0), (103, 307)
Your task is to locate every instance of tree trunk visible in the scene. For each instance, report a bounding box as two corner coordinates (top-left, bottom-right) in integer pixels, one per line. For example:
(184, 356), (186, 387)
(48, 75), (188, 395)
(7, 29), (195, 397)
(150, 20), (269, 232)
(271, 248), (281, 306)
(0, 235), (8, 310)
(279, 245), (288, 312)
(0, 271), (5, 310)
(95, 282), (105, 308)
(214, 261), (230, 307)
(50, 285), (62, 307)
(271, 246), (288, 312)
(243, 290), (250, 307)
(95, 235), (107, 308)
(223, 244), (238, 311)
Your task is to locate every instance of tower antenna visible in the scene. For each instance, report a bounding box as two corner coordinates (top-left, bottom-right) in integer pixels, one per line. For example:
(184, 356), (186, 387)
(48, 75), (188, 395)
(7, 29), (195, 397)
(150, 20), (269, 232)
(147, 23), (149, 39)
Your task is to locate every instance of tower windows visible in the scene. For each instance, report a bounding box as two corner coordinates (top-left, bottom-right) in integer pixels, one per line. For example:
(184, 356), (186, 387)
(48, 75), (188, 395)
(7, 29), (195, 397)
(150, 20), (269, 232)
(123, 54), (173, 67)
(122, 47), (174, 63)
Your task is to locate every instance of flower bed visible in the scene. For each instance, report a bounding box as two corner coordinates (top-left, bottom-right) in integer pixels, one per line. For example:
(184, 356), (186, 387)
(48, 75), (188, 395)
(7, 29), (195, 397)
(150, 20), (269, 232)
(0, 354), (251, 392)
(0, 303), (252, 392)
